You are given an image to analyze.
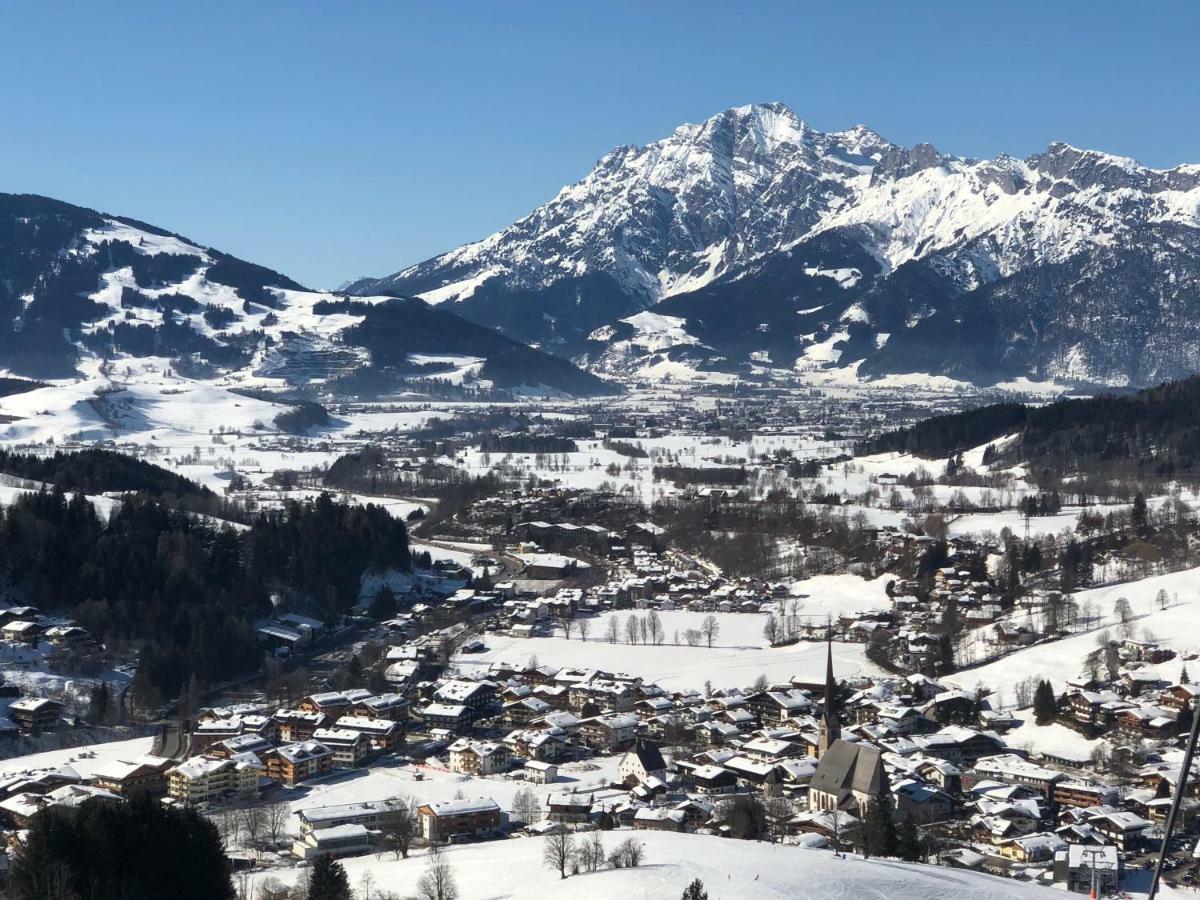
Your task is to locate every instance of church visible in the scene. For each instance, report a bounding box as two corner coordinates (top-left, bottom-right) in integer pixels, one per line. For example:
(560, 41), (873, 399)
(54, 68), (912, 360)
(808, 635), (889, 815)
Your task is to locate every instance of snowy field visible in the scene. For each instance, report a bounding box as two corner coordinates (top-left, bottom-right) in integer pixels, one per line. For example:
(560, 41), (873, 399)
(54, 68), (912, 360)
(1001, 709), (1107, 764)
(455, 574), (893, 692)
(456, 630), (880, 693)
(456, 616), (883, 696)
(244, 830), (1058, 899)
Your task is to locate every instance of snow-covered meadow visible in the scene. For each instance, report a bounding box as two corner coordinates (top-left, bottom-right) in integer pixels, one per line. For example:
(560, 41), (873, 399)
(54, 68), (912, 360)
(453, 574), (893, 692)
(244, 830), (1060, 899)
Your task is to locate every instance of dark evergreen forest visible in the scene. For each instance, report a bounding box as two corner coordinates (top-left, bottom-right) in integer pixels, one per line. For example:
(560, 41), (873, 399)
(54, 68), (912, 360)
(859, 375), (1200, 479)
(0, 474), (410, 706)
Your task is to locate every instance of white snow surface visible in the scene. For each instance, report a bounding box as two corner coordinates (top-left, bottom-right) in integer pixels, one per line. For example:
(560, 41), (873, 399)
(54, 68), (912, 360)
(456, 575), (891, 693)
(246, 830), (1057, 899)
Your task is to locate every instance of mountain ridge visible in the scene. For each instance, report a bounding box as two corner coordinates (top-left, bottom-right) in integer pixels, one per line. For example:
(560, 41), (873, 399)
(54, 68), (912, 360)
(0, 192), (616, 399)
(349, 102), (1200, 388)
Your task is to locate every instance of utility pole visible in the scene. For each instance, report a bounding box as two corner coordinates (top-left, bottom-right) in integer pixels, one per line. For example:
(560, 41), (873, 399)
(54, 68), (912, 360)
(1081, 847), (1108, 898)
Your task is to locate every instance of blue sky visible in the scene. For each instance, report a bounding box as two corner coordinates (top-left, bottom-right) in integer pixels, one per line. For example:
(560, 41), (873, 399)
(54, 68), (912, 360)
(1, 1), (1197, 287)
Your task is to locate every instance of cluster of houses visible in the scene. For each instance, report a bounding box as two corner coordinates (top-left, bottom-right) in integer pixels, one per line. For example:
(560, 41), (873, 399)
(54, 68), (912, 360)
(0, 605), (93, 654)
(351, 633), (1200, 894)
(170, 689), (409, 801)
(0, 605), (100, 737)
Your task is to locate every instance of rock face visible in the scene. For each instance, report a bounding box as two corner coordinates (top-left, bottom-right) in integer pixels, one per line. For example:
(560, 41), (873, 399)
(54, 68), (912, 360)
(351, 103), (1200, 388)
(0, 193), (615, 398)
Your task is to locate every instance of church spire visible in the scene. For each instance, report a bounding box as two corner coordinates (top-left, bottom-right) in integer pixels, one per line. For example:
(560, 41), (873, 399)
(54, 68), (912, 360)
(818, 626), (840, 756)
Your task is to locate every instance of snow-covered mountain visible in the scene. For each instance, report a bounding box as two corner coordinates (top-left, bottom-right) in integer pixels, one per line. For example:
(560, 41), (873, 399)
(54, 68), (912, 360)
(350, 103), (1200, 388)
(0, 194), (615, 399)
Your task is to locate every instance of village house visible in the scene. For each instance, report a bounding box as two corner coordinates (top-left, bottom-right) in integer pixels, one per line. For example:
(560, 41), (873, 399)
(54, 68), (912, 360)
(689, 764), (738, 796)
(292, 824), (379, 860)
(545, 792), (592, 825)
(522, 760), (558, 784)
(617, 743), (667, 787)
(266, 741), (334, 786)
(744, 690), (813, 725)
(633, 806), (686, 832)
(1053, 780), (1120, 810)
(999, 832), (1067, 863)
(167, 756), (260, 805)
(417, 797), (503, 842)
(299, 692), (353, 719)
(504, 728), (568, 762)
(578, 713), (638, 752)
(0, 784), (123, 828)
(448, 739), (511, 776)
(8, 697), (64, 733)
(353, 692), (410, 721)
(421, 703), (473, 733)
(434, 679), (496, 716)
(272, 709), (330, 743)
(312, 727), (372, 768)
(892, 778), (954, 824)
(970, 754), (1065, 799)
(335, 715), (404, 755)
(2, 620), (42, 647)
(91, 755), (172, 798)
(298, 799), (415, 835)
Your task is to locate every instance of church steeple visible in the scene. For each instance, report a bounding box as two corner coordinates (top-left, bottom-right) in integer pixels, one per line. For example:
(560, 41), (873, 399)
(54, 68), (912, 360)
(818, 628), (840, 756)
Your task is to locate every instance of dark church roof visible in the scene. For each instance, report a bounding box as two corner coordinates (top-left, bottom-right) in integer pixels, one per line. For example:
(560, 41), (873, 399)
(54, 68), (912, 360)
(630, 742), (667, 772)
(809, 739), (886, 798)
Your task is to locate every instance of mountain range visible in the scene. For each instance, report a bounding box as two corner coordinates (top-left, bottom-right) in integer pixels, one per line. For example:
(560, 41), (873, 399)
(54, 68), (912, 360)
(0, 194), (614, 399)
(4, 103), (1200, 398)
(350, 102), (1200, 389)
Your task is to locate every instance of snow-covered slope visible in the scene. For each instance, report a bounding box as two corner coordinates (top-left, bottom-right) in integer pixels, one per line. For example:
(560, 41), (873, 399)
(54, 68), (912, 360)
(351, 103), (1200, 387)
(0, 194), (615, 399)
(246, 830), (1058, 900)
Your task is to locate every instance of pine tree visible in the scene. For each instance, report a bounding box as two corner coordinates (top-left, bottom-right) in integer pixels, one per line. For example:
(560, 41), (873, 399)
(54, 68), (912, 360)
(897, 816), (923, 862)
(681, 878), (709, 900)
(308, 855), (352, 900)
(1033, 679), (1057, 725)
(1178, 700), (1194, 737)
(1132, 492), (1148, 529)
(368, 585), (397, 621)
(864, 796), (897, 858)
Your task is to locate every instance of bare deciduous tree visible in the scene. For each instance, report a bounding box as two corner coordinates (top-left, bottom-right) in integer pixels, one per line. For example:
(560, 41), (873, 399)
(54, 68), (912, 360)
(512, 787), (540, 826)
(763, 614), (782, 647)
(262, 801), (290, 849)
(543, 831), (576, 879)
(416, 845), (458, 900)
(381, 797), (419, 859)
(238, 804), (265, 850)
(575, 831), (605, 873)
(701, 615), (720, 648)
(647, 610), (664, 646)
(608, 836), (645, 868)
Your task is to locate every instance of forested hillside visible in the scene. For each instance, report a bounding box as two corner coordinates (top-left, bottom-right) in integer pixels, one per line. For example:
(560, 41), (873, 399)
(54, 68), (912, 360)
(0, 487), (411, 707)
(860, 376), (1200, 479)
